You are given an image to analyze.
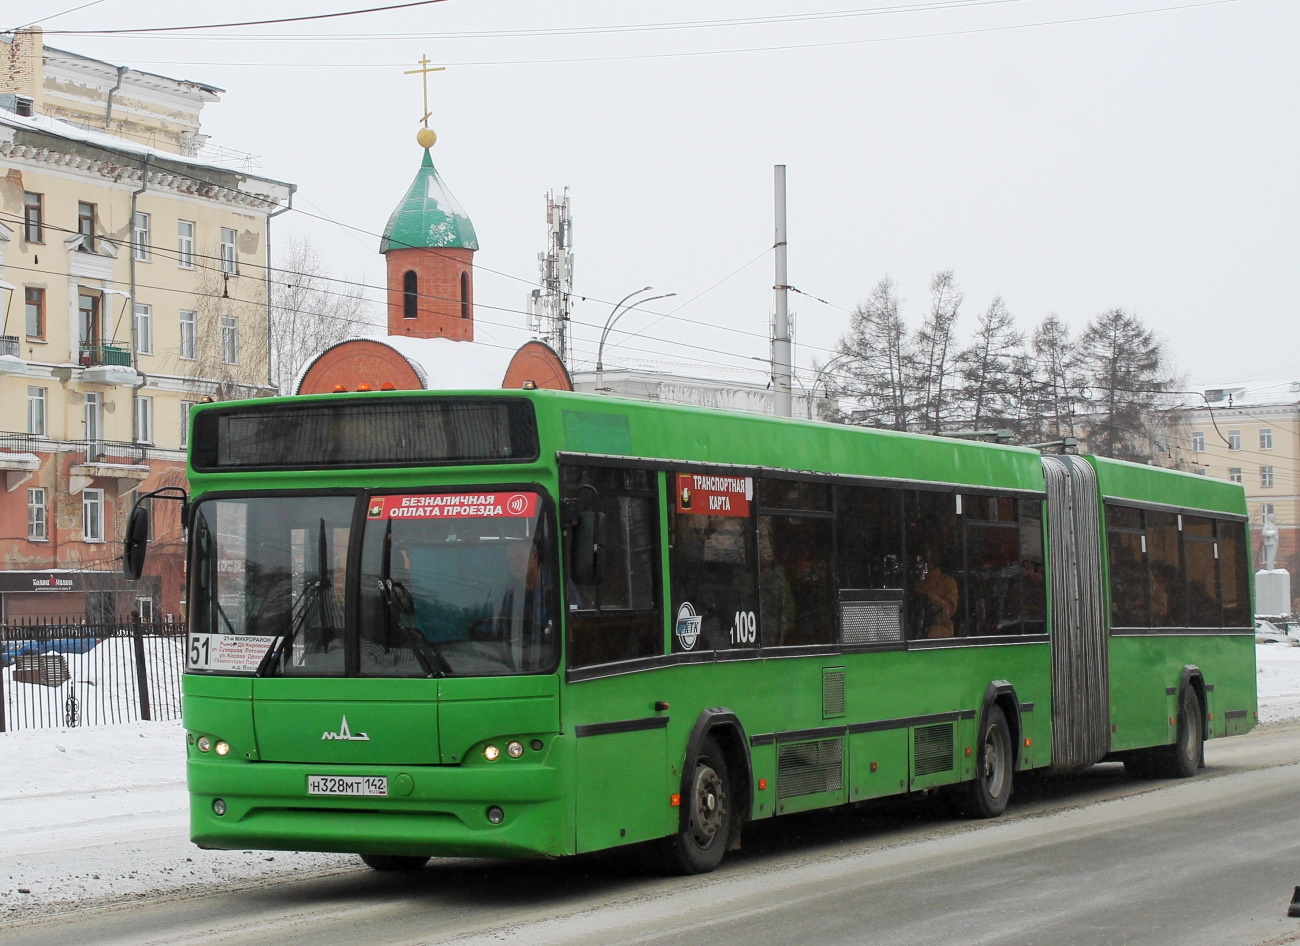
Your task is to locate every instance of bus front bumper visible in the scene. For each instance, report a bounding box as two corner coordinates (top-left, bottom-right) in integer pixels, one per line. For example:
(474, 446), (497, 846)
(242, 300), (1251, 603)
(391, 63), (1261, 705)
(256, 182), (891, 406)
(188, 757), (569, 859)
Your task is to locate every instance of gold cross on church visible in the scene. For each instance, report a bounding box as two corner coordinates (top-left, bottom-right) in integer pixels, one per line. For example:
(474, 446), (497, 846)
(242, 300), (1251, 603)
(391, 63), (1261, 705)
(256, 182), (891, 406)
(404, 54), (446, 127)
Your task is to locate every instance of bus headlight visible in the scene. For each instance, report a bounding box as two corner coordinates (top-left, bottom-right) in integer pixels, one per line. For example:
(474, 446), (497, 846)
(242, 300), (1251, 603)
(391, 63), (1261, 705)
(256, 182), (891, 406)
(197, 736), (212, 753)
(507, 741), (524, 759)
(215, 740), (231, 757)
(483, 745), (500, 761)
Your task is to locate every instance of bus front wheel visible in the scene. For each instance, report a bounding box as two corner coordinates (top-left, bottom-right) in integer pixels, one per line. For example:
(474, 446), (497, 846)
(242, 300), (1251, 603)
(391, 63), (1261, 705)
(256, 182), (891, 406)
(360, 854), (430, 871)
(666, 736), (731, 874)
(1128, 689), (1203, 780)
(957, 705), (1013, 818)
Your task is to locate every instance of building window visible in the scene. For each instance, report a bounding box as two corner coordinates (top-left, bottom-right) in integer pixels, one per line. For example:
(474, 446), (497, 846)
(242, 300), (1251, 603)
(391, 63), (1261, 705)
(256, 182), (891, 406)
(220, 227), (237, 275)
(1260, 428), (1273, 450)
(77, 201), (97, 251)
(78, 292), (102, 348)
(221, 315), (238, 364)
(26, 386), (46, 435)
(177, 220), (195, 268)
(23, 191), (43, 243)
(24, 286), (44, 339)
(132, 211), (151, 262)
(28, 487), (47, 541)
(1261, 503), (1275, 519)
(135, 596), (154, 623)
(460, 271), (470, 320)
(135, 395), (153, 444)
(1190, 431), (1205, 452)
(83, 488), (104, 542)
(1228, 467), (1242, 484)
(1227, 430), (1241, 451)
(134, 303), (153, 354)
(84, 391), (101, 444)
(1261, 466), (1275, 488)
(179, 309), (196, 359)
(403, 270), (418, 319)
(180, 400), (195, 448)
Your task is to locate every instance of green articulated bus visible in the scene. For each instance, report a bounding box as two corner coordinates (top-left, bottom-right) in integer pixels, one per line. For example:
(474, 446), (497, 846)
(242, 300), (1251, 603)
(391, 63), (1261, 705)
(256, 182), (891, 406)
(127, 388), (1257, 874)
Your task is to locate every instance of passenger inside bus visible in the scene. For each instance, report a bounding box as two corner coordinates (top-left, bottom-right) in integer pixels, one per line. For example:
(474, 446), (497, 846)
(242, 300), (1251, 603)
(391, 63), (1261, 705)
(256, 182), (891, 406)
(912, 542), (959, 638)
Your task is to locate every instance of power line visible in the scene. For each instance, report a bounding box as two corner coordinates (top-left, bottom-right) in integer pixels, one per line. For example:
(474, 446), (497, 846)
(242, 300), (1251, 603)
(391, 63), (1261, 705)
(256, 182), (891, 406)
(42, 0), (1243, 69)
(12, 0), (459, 35)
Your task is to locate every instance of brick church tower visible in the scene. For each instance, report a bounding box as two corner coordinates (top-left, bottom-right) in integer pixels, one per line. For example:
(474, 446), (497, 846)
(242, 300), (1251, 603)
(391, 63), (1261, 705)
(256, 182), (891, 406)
(380, 127), (479, 341)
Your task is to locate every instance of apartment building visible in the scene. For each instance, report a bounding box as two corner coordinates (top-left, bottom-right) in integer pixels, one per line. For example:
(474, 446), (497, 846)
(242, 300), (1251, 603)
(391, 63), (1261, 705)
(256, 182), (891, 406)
(1174, 383), (1299, 615)
(0, 28), (293, 622)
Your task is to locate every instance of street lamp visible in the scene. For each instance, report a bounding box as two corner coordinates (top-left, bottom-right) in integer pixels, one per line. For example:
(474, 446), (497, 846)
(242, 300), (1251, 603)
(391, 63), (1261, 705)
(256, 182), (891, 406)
(596, 287), (676, 373)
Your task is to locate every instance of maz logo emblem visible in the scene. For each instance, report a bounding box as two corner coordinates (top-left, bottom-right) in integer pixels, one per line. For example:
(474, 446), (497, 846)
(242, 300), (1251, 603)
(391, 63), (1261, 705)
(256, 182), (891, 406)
(321, 716), (370, 741)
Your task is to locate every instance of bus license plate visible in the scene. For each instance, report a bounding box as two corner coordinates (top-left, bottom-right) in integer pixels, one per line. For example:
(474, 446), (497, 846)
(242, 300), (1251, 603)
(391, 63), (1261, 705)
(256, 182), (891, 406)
(307, 775), (387, 797)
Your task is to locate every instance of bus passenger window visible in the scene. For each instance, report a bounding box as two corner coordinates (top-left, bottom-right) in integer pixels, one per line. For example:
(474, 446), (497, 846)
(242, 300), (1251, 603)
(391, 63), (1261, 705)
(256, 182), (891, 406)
(561, 465), (661, 668)
(1106, 504), (1150, 628)
(905, 490), (964, 639)
(757, 476), (835, 648)
(1021, 499), (1046, 634)
(1217, 519), (1251, 628)
(670, 471), (757, 653)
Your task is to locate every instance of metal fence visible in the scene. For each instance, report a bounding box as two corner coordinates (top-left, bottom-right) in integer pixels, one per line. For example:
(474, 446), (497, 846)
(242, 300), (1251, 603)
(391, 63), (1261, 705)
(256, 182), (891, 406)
(0, 619), (186, 732)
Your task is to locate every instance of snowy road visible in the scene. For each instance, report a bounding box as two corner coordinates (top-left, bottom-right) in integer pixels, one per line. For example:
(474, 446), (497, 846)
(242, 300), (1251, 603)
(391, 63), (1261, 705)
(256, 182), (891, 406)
(0, 642), (1297, 941)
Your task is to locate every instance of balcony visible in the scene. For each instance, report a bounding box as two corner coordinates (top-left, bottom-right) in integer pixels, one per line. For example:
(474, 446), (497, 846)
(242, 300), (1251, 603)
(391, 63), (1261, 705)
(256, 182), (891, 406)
(78, 342), (139, 386)
(0, 335), (25, 377)
(0, 430), (45, 492)
(78, 342), (132, 367)
(69, 438), (149, 494)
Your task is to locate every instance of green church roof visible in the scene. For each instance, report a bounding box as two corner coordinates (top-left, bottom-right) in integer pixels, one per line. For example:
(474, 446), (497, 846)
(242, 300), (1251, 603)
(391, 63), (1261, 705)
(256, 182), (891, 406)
(380, 148), (479, 253)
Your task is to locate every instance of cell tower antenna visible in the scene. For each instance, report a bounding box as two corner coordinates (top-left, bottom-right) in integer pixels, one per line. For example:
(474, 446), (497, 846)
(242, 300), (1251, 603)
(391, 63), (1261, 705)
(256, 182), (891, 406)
(530, 188), (574, 365)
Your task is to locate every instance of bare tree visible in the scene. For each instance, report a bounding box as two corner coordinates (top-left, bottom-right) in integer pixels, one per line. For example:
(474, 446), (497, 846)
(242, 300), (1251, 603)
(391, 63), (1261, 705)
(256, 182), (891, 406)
(270, 236), (376, 394)
(953, 295), (1025, 432)
(831, 275), (915, 430)
(913, 269), (963, 431)
(1020, 313), (1083, 444)
(1075, 307), (1176, 461)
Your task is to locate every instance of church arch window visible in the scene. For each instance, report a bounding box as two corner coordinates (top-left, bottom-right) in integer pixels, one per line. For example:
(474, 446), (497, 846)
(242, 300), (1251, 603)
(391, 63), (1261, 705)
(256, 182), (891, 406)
(403, 270), (418, 319)
(460, 271), (470, 320)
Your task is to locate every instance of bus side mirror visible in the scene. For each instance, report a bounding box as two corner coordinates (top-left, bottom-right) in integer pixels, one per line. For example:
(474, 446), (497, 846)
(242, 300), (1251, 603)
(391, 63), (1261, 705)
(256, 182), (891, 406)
(123, 504), (151, 580)
(571, 510), (605, 586)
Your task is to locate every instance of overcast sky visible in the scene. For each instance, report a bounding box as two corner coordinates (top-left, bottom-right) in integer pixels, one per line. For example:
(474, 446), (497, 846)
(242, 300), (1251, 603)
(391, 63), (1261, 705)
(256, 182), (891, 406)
(9, 0), (1297, 393)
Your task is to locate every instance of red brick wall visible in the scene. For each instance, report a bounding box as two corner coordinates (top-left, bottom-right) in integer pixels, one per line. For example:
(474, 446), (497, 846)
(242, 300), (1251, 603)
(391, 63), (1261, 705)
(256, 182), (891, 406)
(503, 341), (572, 391)
(298, 340), (424, 395)
(386, 247), (475, 341)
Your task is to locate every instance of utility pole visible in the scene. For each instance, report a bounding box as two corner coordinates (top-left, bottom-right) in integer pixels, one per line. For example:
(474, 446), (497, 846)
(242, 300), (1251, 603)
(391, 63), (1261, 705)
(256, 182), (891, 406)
(529, 189), (575, 365)
(772, 165), (793, 418)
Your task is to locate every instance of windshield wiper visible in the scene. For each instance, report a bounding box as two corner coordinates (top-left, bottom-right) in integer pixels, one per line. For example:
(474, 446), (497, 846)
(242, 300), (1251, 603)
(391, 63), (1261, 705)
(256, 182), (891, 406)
(379, 521), (450, 677)
(256, 576), (325, 676)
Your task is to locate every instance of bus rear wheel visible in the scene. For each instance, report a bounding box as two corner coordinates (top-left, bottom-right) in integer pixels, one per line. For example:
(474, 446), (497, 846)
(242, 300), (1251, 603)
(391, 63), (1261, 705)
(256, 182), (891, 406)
(360, 854), (430, 871)
(1128, 689), (1203, 779)
(666, 736), (731, 875)
(957, 705), (1013, 818)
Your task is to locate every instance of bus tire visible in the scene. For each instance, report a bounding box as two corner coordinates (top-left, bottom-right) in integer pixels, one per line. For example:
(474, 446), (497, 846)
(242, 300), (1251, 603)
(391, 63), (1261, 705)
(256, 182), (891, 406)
(359, 854), (430, 871)
(1160, 689), (1204, 778)
(667, 736), (731, 875)
(957, 705), (1013, 818)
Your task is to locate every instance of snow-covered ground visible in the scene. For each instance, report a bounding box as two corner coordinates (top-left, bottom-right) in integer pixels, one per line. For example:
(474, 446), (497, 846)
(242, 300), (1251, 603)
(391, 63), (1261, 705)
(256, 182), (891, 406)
(2, 644), (1299, 924)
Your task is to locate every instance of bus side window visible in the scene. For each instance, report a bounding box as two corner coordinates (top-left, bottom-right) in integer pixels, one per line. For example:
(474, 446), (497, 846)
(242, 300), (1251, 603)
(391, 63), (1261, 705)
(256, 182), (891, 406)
(1106, 504), (1150, 628)
(561, 465), (661, 667)
(1217, 518), (1251, 628)
(758, 477), (835, 648)
(904, 490), (964, 639)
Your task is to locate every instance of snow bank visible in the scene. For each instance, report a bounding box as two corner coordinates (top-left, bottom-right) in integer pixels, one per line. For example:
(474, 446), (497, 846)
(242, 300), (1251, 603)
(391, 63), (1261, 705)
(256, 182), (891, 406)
(0, 645), (1296, 922)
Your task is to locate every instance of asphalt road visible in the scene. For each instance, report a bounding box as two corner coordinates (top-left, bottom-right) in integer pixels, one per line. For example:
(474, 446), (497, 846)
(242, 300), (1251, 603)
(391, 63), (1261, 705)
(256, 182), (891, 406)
(5, 725), (1300, 946)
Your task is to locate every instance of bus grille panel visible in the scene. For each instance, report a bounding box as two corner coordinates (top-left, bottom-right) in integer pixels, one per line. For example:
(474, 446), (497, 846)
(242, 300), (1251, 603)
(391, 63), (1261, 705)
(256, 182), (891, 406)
(913, 723), (955, 776)
(840, 594), (904, 645)
(777, 739), (844, 798)
(822, 669), (846, 718)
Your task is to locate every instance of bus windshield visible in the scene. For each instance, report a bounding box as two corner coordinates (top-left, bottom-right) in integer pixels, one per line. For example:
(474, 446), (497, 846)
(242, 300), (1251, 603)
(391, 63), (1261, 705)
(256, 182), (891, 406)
(187, 490), (558, 677)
